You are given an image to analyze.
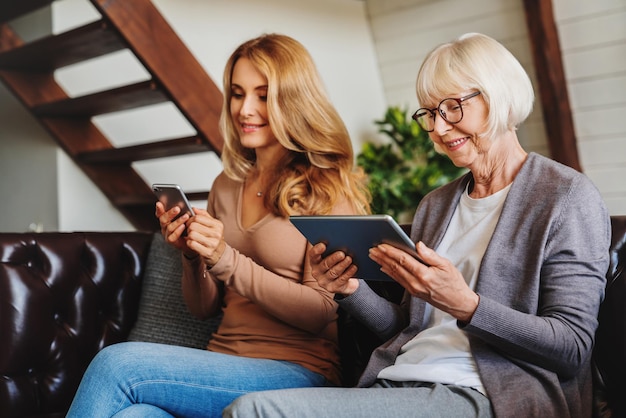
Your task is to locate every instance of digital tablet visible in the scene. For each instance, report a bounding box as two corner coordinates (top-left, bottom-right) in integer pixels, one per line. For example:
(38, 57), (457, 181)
(290, 214), (423, 281)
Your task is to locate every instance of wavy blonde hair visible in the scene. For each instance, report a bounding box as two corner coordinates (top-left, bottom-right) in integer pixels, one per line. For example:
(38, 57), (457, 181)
(219, 34), (370, 216)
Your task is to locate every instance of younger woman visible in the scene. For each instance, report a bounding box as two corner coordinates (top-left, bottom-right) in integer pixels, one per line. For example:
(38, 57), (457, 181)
(67, 33), (370, 418)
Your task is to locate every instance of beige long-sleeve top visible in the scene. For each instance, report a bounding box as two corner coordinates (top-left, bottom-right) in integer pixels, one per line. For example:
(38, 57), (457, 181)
(182, 173), (341, 385)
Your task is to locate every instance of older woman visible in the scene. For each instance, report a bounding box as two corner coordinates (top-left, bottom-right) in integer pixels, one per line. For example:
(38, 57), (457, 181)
(224, 33), (611, 418)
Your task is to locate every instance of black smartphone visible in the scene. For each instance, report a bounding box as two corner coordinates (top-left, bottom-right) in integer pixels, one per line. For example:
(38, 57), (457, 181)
(152, 183), (196, 219)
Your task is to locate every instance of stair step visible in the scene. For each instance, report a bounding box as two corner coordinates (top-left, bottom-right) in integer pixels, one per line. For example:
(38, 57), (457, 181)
(0, 20), (125, 72)
(78, 136), (210, 164)
(31, 80), (167, 117)
(0, 0), (55, 24)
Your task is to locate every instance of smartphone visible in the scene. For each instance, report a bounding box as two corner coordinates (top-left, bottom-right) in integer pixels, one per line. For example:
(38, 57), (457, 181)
(152, 183), (196, 219)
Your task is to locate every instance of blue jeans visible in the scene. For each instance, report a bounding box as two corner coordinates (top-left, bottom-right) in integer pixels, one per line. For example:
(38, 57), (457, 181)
(66, 341), (327, 418)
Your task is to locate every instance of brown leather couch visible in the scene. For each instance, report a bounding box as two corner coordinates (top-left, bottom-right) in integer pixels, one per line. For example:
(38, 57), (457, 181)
(1, 217), (625, 417)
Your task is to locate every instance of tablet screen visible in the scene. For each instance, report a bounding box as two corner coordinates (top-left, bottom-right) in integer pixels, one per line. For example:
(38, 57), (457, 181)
(290, 214), (421, 281)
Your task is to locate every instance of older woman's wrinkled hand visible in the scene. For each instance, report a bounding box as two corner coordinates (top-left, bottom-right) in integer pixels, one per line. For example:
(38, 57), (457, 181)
(369, 241), (479, 323)
(308, 242), (360, 296)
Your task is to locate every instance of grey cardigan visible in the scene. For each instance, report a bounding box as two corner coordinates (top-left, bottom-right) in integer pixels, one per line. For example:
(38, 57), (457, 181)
(339, 153), (611, 418)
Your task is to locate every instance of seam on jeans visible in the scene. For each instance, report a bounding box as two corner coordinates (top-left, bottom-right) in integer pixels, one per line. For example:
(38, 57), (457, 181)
(127, 379), (252, 397)
(113, 379), (251, 415)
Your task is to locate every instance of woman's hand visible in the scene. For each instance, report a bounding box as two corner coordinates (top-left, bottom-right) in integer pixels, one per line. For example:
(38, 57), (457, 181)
(184, 208), (226, 267)
(308, 242), (360, 296)
(156, 201), (193, 254)
(369, 241), (479, 323)
(156, 204), (226, 265)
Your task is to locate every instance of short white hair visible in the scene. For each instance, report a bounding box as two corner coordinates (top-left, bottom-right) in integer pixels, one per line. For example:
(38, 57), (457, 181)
(416, 33), (534, 141)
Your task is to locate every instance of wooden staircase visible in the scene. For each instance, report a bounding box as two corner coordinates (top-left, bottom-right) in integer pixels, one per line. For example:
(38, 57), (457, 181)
(0, 0), (224, 231)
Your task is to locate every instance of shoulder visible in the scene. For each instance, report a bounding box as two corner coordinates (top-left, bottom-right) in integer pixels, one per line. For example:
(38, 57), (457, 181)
(507, 153), (609, 241)
(211, 171), (240, 190)
(516, 153), (604, 203)
(207, 172), (243, 214)
(210, 172), (247, 201)
(523, 152), (579, 179)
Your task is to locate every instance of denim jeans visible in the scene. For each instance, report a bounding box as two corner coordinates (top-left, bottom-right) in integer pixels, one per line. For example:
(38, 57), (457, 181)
(66, 341), (327, 418)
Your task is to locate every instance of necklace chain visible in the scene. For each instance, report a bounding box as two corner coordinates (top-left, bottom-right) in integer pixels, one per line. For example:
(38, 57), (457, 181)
(250, 168), (264, 197)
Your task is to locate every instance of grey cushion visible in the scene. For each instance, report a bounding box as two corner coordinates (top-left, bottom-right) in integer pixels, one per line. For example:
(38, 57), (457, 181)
(128, 233), (221, 349)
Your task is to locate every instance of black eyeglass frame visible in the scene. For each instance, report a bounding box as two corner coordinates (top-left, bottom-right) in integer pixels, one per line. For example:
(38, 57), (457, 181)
(411, 91), (481, 132)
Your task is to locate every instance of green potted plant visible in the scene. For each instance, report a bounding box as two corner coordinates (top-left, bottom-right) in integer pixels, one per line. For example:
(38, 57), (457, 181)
(357, 106), (465, 222)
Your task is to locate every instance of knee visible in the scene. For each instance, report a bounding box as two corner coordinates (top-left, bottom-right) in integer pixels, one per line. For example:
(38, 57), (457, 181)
(88, 343), (130, 369)
(223, 392), (263, 418)
(112, 404), (175, 418)
(223, 391), (296, 418)
(222, 394), (249, 418)
(82, 342), (141, 382)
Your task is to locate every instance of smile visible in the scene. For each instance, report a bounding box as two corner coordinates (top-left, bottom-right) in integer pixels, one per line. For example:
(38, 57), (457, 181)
(446, 136), (469, 149)
(241, 123), (267, 132)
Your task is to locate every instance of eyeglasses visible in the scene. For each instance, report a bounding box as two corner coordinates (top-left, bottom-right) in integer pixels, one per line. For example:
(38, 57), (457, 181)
(411, 91), (481, 132)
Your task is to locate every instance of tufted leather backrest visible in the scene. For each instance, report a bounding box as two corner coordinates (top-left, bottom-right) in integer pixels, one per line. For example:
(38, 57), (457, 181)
(0, 232), (152, 418)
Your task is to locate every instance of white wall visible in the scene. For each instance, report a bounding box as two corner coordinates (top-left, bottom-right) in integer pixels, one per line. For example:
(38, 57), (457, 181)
(0, 7), (60, 232)
(363, 0), (626, 215)
(552, 0), (626, 215)
(0, 0), (387, 232)
(0, 83), (59, 232)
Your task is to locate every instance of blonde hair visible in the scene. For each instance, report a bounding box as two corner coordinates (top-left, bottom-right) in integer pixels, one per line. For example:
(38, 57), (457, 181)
(219, 33), (370, 216)
(416, 32), (534, 141)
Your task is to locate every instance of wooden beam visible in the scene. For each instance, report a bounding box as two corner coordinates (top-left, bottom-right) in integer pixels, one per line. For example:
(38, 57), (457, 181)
(90, 0), (225, 156)
(522, 0), (581, 172)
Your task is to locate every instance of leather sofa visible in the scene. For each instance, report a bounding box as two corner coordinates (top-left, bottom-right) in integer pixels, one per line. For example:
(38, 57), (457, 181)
(1, 216), (625, 417)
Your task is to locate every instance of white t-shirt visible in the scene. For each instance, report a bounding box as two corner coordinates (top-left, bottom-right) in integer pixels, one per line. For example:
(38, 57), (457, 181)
(377, 183), (511, 395)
